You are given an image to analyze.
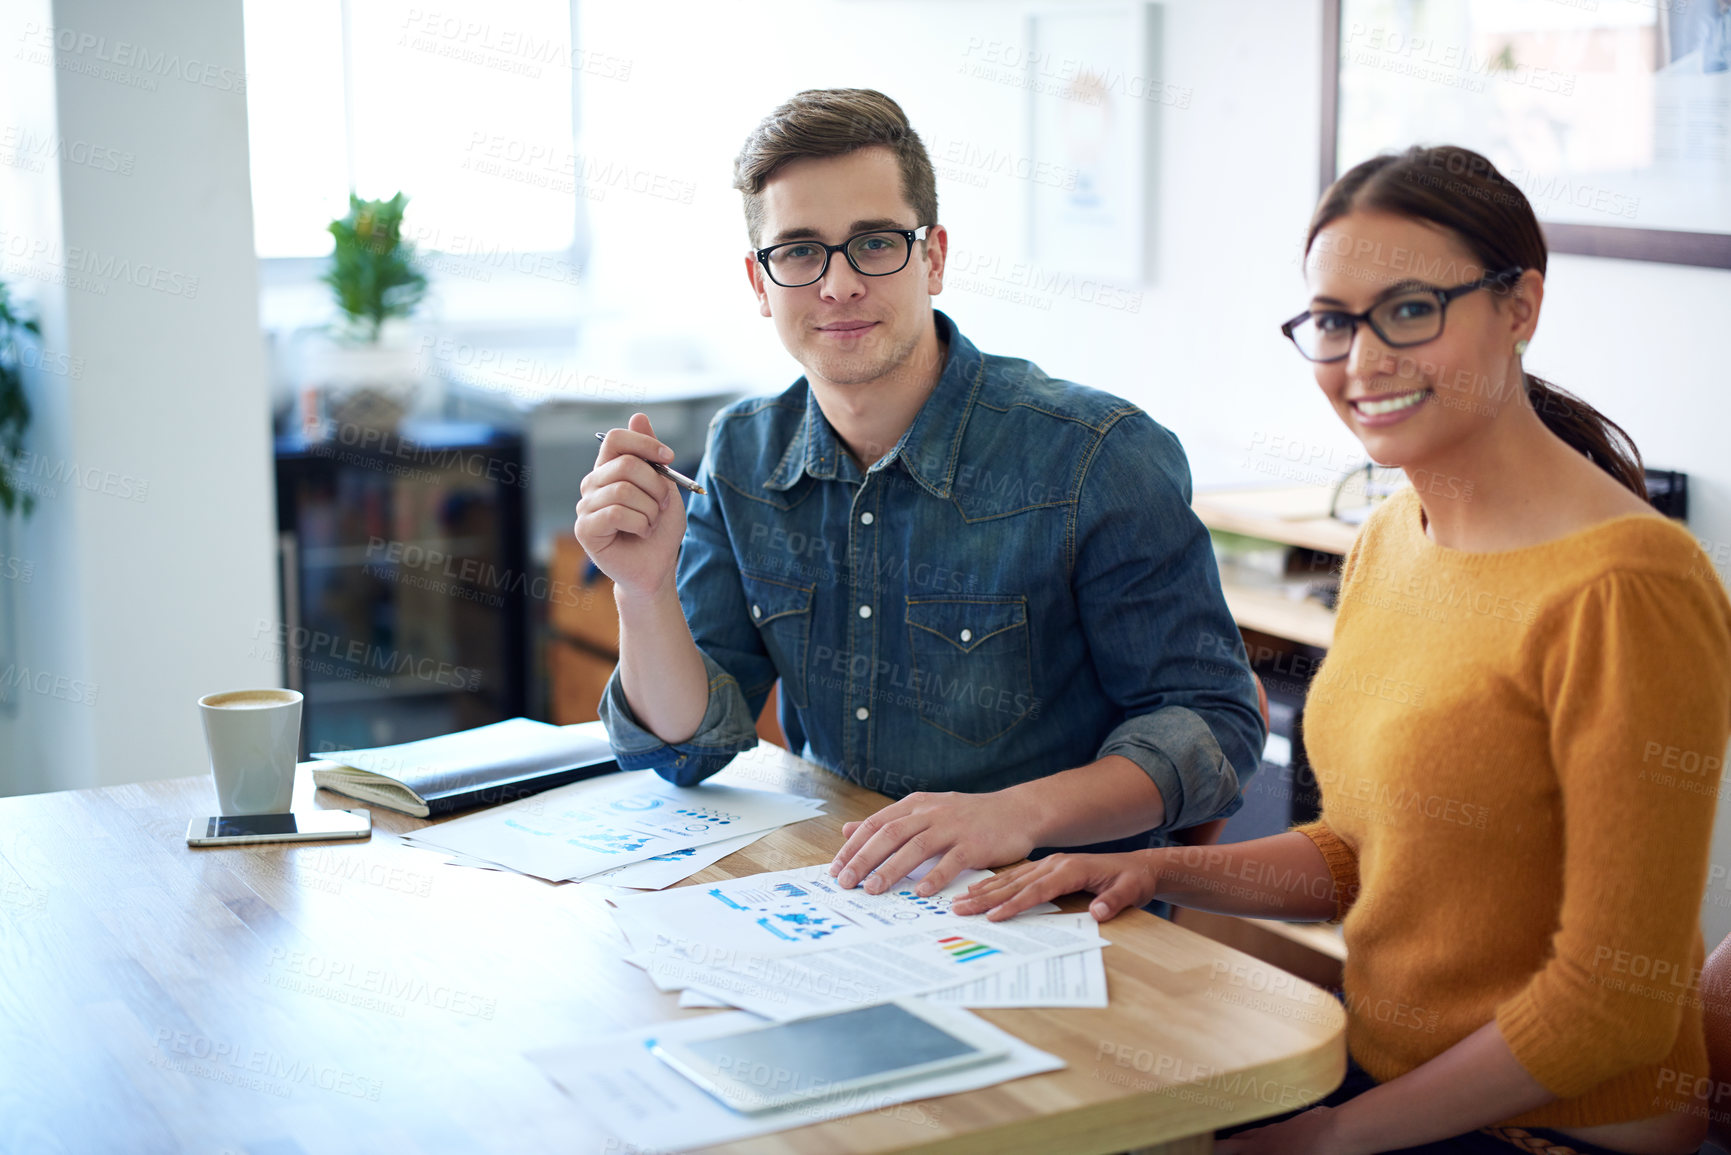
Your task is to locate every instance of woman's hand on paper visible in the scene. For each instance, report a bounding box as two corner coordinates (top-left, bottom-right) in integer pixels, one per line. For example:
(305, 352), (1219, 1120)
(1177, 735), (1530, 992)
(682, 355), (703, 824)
(950, 851), (1161, 922)
(828, 790), (1037, 898)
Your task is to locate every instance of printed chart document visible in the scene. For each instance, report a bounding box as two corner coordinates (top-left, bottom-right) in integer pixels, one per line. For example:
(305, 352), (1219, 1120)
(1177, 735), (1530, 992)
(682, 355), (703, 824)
(608, 863), (1044, 957)
(528, 1008), (1063, 1153)
(584, 829), (769, 889)
(427, 815), (820, 888)
(924, 913), (1107, 1008)
(631, 909), (1107, 1021)
(613, 864), (1106, 1014)
(402, 772), (824, 883)
(674, 918), (1106, 1009)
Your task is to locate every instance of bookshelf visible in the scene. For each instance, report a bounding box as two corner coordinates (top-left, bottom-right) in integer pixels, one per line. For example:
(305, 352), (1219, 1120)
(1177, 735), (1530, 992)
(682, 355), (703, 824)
(1192, 486), (1361, 557)
(1193, 483), (1353, 651)
(274, 421), (529, 757)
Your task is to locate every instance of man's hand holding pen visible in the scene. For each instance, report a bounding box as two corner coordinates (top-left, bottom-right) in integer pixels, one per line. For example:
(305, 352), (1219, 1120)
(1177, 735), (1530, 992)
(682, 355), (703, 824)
(591, 430), (706, 497)
(574, 413), (691, 597)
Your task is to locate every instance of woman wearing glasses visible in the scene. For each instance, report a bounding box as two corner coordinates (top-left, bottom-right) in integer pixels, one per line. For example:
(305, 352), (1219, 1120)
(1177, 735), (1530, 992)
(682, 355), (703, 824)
(953, 145), (1731, 1155)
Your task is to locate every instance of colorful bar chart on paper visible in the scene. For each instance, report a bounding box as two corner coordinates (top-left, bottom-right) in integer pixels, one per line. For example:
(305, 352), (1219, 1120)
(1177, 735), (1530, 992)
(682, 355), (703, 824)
(938, 935), (1003, 963)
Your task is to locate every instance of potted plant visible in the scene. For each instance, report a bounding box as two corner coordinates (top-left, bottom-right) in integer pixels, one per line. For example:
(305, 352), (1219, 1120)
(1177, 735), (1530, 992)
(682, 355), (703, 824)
(307, 192), (429, 435)
(324, 191), (427, 342)
(0, 279), (37, 518)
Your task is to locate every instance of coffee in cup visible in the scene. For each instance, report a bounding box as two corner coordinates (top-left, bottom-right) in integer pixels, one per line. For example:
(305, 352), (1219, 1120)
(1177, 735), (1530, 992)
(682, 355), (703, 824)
(199, 688), (303, 815)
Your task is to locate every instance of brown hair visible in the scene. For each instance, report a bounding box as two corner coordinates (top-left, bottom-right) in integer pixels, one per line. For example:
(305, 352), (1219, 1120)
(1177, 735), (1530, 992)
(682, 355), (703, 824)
(1305, 145), (1646, 499)
(732, 88), (938, 248)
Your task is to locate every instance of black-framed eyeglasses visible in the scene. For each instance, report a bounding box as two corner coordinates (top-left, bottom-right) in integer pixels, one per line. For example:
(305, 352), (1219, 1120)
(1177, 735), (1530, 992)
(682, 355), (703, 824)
(1280, 265), (1524, 363)
(755, 225), (931, 288)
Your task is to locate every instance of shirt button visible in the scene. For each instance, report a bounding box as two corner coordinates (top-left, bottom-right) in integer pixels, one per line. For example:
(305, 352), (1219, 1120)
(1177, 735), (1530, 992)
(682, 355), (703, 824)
(752, 604), (762, 619)
(960, 629), (972, 643)
(858, 605), (871, 619)
(855, 707), (869, 721)
(860, 512), (874, 525)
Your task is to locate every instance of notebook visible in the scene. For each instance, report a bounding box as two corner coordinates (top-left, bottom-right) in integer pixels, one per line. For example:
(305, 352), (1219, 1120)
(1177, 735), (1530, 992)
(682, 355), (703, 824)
(309, 718), (619, 818)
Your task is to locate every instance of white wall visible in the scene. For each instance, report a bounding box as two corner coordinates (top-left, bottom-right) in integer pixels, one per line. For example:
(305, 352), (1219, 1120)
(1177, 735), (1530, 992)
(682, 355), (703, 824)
(0, 0), (278, 794)
(570, 1), (1343, 466)
(572, 0), (1729, 504)
(570, 0), (1731, 936)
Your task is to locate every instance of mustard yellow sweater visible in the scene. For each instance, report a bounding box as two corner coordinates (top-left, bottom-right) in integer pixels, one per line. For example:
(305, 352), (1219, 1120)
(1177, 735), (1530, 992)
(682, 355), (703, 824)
(1295, 486), (1731, 1128)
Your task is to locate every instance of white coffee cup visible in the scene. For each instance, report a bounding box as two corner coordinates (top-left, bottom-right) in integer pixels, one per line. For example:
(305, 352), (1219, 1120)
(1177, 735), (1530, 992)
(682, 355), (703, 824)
(199, 688), (303, 815)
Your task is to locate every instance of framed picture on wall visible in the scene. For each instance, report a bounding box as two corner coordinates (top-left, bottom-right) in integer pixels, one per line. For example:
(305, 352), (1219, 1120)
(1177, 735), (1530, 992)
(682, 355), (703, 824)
(1321, 0), (1731, 268)
(1024, 3), (1168, 282)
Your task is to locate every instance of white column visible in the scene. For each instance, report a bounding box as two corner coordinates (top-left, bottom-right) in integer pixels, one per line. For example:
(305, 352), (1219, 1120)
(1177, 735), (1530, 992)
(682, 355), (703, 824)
(0, 0), (277, 793)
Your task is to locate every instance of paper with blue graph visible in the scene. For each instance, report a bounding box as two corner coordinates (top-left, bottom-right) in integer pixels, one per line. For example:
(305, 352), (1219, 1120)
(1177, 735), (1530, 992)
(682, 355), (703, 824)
(583, 829), (768, 889)
(612, 864), (1106, 1020)
(400, 771), (824, 883)
(610, 862), (1030, 955)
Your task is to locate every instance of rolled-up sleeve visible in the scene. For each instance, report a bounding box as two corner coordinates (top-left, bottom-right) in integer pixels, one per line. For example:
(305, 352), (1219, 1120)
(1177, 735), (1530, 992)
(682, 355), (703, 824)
(1074, 411), (1266, 832)
(1095, 705), (1243, 834)
(599, 650), (760, 785)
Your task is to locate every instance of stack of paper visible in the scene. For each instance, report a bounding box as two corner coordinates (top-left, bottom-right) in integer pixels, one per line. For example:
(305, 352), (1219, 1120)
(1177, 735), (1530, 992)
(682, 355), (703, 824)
(611, 863), (1109, 1018)
(529, 1008), (1064, 1152)
(583, 829), (779, 889)
(401, 771), (826, 885)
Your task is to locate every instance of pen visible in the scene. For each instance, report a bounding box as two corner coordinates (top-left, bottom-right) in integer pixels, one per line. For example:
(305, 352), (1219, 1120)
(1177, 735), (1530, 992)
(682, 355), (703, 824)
(594, 431), (707, 495)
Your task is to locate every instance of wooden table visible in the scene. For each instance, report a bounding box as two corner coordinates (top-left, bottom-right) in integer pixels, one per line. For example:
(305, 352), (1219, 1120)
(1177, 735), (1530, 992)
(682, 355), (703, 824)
(0, 743), (1344, 1154)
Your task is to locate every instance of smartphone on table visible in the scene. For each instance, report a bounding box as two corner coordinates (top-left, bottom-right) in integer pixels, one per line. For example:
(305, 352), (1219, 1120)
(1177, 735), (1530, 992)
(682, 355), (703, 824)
(647, 1000), (1008, 1114)
(186, 809), (371, 847)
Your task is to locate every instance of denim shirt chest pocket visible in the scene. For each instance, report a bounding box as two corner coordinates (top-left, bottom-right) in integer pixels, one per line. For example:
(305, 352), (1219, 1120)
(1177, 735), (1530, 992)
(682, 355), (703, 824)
(905, 596), (1033, 746)
(740, 570), (814, 709)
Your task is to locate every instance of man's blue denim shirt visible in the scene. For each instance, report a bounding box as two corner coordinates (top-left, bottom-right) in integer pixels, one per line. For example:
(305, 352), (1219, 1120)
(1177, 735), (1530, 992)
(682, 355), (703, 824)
(600, 312), (1264, 848)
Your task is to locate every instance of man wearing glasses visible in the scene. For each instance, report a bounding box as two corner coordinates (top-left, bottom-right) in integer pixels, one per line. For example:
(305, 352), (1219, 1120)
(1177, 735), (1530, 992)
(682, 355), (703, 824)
(576, 88), (1263, 902)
